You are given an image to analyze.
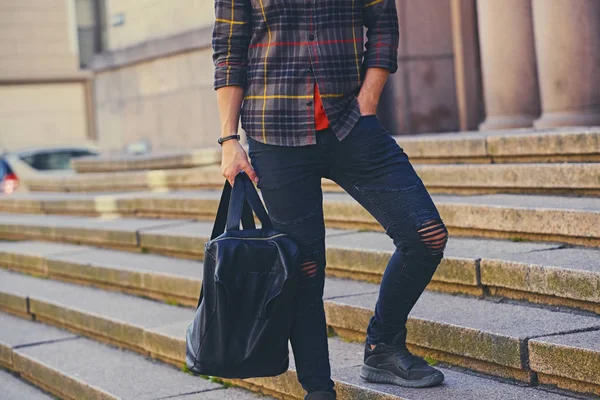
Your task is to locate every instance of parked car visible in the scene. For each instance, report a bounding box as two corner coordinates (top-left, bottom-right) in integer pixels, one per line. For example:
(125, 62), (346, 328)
(0, 158), (18, 194)
(0, 146), (99, 194)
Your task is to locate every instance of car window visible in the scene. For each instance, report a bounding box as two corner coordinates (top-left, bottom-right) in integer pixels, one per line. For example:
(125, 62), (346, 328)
(19, 150), (98, 171)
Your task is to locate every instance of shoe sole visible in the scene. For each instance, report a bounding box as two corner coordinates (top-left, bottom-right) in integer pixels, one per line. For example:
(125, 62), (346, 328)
(360, 364), (445, 388)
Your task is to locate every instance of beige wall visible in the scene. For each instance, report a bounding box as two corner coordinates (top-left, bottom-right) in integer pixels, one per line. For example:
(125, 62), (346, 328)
(105, 0), (213, 50)
(0, 0), (80, 77)
(94, 47), (219, 152)
(0, 0), (91, 151)
(0, 83), (90, 150)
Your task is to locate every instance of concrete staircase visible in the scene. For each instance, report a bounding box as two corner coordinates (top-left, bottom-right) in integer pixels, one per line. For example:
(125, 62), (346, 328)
(1, 126), (599, 399)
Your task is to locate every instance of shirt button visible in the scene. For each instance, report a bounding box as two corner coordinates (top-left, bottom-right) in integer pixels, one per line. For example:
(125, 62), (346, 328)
(307, 67), (313, 73)
(308, 34), (315, 41)
(306, 100), (313, 106)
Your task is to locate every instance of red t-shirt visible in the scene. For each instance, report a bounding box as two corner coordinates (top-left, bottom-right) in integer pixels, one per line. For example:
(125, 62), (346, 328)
(314, 82), (330, 130)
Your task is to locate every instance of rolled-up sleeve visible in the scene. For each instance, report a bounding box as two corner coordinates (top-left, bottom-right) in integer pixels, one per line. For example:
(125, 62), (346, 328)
(361, 0), (399, 73)
(213, 0), (252, 90)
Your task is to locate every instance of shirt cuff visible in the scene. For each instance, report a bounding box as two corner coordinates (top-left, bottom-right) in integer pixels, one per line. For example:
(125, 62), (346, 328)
(214, 66), (248, 90)
(363, 46), (398, 74)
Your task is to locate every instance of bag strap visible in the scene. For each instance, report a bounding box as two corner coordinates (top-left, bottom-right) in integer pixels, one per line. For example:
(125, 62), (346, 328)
(210, 177), (255, 240)
(226, 172), (273, 232)
(196, 285), (204, 309)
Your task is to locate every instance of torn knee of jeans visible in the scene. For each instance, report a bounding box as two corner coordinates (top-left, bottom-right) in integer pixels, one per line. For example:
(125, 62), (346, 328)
(417, 219), (448, 256)
(300, 260), (318, 278)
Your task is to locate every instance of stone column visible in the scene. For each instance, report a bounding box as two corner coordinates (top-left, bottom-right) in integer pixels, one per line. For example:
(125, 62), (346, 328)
(532, 0), (600, 128)
(477, 0), (540, 130)
(450, 0), (483, 131)
(379, 0), (459, 135)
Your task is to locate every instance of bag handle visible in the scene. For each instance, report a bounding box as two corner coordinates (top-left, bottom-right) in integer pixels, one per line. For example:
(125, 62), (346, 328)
(210, 175), (256, 240)
(226, 172), (273, 232)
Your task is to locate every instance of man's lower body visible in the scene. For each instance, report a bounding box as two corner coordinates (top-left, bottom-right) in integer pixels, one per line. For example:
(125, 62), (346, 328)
(247, 115), (448, 399)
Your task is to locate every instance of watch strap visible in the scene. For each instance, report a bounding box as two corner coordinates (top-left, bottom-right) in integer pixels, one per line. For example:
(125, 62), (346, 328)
(218, 134), (241, 145)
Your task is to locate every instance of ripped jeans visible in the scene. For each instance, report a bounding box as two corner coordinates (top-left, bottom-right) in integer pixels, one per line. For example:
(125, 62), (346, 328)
(247, 115), (448, 396)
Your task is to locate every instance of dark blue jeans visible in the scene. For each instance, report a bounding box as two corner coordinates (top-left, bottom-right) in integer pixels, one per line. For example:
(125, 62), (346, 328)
(247, 115), (448, 396)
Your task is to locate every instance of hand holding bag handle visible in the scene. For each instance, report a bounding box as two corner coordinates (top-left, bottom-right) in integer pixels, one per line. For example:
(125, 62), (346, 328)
(226, 172), (273, 232)
(210, 173), (257, 240)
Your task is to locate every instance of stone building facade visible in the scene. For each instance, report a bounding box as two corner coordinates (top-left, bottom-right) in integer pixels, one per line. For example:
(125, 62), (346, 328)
(1, 0), (599, 152)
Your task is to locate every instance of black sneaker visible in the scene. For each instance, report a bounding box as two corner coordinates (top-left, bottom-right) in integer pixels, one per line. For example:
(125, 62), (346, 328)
(361, 342), (444, 388)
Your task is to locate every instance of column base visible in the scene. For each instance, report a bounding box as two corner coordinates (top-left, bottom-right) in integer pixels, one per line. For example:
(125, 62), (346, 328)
(533, 110), (600, 129)
(478, 114), (538, 131)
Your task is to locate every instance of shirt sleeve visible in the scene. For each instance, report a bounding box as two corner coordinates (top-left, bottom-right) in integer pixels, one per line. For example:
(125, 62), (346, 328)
(361, 0), (400, 74)
(212, 0), (253, 90)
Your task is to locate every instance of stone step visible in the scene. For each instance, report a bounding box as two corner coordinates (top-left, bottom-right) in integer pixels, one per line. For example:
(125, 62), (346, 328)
(72, 148), (222, 173)
(0, 369), (55, 400)
(396, 127), (600, 164)
(23, 162), (600, 196)
(0, 212), (193, 251)
(0, 210), (599, 313)
(70, 128), (600, 175)
(0, 311), (267, 400)
(23, 166), (220, 194)
(25, 166), (224, 193)
(0, 269), (589, 399)
(2, 190), (599, 247)
(412, 163), (600, 195)
(529, 331), (600, 397)
(0, 241), (204, 305)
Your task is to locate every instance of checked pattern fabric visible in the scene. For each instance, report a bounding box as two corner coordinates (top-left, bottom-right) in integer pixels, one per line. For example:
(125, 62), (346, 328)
(213, 0), (399, 146)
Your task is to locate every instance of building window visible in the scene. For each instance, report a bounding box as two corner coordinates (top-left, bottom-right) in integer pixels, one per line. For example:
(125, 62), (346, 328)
(75, 0), (107, 68)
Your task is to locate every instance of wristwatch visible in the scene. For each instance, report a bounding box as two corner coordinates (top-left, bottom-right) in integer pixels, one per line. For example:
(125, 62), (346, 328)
(218, 134), (241, 146)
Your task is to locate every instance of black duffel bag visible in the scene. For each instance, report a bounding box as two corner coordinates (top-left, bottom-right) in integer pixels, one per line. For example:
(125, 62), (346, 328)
(185, 171), (300, 378)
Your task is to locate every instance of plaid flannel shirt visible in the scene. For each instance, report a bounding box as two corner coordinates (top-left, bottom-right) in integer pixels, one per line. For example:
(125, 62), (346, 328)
(213, 0), (399, 146)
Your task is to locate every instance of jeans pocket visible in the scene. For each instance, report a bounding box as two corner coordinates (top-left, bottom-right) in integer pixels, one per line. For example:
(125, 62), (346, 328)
(358, 114), (378, 120)
(353, 114), (384, 135)
(247, 136), (269, 158)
